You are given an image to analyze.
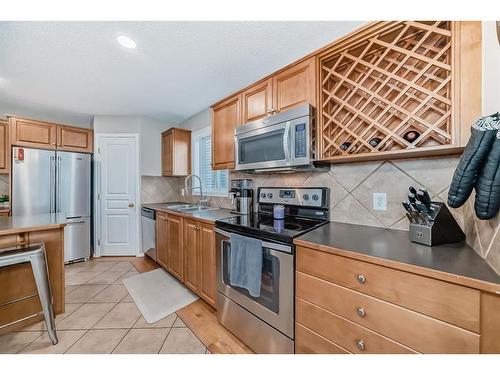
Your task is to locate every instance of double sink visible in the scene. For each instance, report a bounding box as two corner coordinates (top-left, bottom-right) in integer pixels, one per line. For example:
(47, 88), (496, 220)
(161, 203), (218, 213)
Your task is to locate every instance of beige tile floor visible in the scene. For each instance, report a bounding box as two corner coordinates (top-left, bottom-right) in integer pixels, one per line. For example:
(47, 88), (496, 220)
(0, 259), (210, 354)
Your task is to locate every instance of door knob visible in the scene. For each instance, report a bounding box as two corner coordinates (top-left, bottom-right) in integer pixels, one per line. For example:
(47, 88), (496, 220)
(129, 203), (135, 207)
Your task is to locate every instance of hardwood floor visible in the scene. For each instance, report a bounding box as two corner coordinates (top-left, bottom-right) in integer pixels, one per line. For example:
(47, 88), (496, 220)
(97, 256), (253, 354)
(177, 299), (253, 354)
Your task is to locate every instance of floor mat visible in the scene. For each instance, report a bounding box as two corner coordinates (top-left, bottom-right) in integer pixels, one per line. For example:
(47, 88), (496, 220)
(123, 268), (198, 323)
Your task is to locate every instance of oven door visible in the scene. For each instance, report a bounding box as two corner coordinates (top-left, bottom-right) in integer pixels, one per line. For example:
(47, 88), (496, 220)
(215, 228), (294, 338)
(235, 121), (292, 171)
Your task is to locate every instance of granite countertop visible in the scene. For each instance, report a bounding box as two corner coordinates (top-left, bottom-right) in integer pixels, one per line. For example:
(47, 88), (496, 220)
(0, 213), (67, 236)
(142, 203), (238, 224)
(295, 221), (500, 294)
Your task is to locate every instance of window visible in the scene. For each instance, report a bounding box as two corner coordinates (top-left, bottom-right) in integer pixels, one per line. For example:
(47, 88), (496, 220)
(192, 127), (228, 197)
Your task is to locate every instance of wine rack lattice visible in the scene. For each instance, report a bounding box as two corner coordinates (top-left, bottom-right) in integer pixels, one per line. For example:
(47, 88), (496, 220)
(319, 21), (455, 160)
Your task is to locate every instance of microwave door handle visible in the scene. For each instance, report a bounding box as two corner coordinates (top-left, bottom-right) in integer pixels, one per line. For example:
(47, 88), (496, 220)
(283, 121), (291, 161)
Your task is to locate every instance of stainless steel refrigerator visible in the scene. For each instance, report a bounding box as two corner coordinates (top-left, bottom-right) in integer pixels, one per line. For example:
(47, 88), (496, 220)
(12, 146), (91, 262)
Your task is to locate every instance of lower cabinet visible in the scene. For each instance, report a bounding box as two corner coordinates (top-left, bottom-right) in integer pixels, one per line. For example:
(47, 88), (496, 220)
(156, 212), (169, 270)
(182, 218), (217, 308)
(295, 245), (499, 354)
(199, 222), (216, 307)
(166, 214), (183, 282)
(155, 212), (217, 309)
(184, 218), (201, 292)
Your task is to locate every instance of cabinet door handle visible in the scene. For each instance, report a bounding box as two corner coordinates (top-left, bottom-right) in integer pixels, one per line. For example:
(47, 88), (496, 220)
(356, 339), (366, 351)
(357, 274), (366, 284)
(129, 203), (135, 208)
(356, 307), (366, 317)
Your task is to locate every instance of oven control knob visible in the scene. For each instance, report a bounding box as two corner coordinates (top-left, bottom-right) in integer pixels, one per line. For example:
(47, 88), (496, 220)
(312, 194), (319, 201)
(267, 193), (273, 198)
(303, 194), (309, 200)
(261, 193), (266, 199)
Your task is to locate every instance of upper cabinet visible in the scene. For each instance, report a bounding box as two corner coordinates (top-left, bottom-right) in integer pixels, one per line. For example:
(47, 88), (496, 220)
(161, 127), (191, 176)
(57, 125), (93, 153)
(241, 57), (316, 124)
(9, 117), (57, 150)
(212, 94), (241, 170)
(9, 116), (93, 153)
(242, 79), (273, 123)
(272, 57), (316, 113)
(0, 120), (9, 173)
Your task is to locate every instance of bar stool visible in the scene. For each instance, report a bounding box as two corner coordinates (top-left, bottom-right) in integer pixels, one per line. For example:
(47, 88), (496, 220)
(0, 243), (58, 344)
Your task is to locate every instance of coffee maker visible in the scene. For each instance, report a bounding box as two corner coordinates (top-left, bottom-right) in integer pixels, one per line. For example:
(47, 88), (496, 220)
(229, 179), (253, 215)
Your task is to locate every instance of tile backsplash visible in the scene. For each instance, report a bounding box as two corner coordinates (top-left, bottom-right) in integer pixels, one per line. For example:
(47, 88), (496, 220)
(0, 174), (8, 196)
(141, 155), (500, 275)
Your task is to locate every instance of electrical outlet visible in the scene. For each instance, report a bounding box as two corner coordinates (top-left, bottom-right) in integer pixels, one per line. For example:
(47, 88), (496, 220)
(373, 193), (387, 211)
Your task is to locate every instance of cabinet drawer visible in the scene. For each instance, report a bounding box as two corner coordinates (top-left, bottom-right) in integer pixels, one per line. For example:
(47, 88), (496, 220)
(296, 246), (480, 332)
(296, 298), (416, 354)
(0, 294), (41, 328)
(296, 322), (350, 354)
(297, 272), (480, 353)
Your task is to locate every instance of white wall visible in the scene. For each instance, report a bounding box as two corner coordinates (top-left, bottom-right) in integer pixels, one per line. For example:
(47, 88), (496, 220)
(482, 22), (500, 115)
(93, 115), (171, 176)
(0, 100), (92, 128)
(177, 108), (211, 132)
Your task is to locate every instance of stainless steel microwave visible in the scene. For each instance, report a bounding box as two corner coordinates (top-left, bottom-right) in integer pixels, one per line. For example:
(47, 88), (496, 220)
(234, 105), (326, 172)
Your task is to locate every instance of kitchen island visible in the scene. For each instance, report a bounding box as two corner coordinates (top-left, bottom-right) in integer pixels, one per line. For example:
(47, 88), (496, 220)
(0, 214), (66, 335)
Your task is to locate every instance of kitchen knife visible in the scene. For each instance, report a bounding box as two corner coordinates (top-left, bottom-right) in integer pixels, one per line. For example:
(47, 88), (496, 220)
(402, 201), (412, 213)
(417, 189), (432, 210)
(408, 193), (418, 210)
(415, 201), (429, 215)
(405, 212), (414, 223)
(417, 212), (429, 226)
(402, 201), (421, 224)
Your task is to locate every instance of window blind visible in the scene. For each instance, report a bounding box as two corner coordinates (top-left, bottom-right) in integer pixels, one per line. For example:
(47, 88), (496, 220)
(198, 135), (228, 194)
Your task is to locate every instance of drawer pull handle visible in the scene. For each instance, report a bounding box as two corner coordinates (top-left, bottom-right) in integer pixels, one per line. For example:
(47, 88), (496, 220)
(357, 274), (366, 284)
(356, 307), (366, 317)
(356, 339), (366, 351)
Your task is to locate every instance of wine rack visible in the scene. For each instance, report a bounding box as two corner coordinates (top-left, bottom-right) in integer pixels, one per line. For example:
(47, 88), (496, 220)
(318, 21), (478, 163)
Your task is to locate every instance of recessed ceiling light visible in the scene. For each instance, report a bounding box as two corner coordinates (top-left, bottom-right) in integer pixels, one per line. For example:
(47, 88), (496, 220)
(117, 35), (137, 49)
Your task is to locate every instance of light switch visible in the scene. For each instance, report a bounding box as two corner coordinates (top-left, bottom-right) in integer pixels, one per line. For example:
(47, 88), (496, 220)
(373, 193), (387, 211)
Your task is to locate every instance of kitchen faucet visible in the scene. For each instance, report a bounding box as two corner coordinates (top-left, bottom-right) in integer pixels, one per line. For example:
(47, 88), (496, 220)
(184, 174), (208, 207)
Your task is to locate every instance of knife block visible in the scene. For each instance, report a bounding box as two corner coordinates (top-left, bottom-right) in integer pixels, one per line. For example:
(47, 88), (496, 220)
(409, 202), (465, 246)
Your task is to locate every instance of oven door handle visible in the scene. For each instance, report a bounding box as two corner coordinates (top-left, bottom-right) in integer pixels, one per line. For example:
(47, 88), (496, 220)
(215, 228), (292, 254)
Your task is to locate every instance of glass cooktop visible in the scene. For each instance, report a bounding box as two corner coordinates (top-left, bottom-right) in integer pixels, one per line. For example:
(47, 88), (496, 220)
(215, 213), (327, 243)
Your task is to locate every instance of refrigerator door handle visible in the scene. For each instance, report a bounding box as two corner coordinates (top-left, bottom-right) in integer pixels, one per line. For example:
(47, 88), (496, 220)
(66, 218), (86, 224)
(49, 156), (55, 213)
(57, 155), (62, 213)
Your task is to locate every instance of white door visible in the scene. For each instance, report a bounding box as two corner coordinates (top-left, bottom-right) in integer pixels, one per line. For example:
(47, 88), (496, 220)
(98, 135), (139, 256)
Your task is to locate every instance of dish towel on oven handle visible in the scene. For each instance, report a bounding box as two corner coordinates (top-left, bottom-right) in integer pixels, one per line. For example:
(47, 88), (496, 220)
(229, 232), (263, 298)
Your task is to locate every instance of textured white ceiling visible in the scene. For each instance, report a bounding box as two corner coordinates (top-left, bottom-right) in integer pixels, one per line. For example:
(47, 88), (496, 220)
(0, 21), (363, 124)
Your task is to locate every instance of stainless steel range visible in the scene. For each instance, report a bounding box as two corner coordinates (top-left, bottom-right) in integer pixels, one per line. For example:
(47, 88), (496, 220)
(214, 187), (329, 353)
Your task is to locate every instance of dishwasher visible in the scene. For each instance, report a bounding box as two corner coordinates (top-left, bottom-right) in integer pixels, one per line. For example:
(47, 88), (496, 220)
(141, 207), (156, 261)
